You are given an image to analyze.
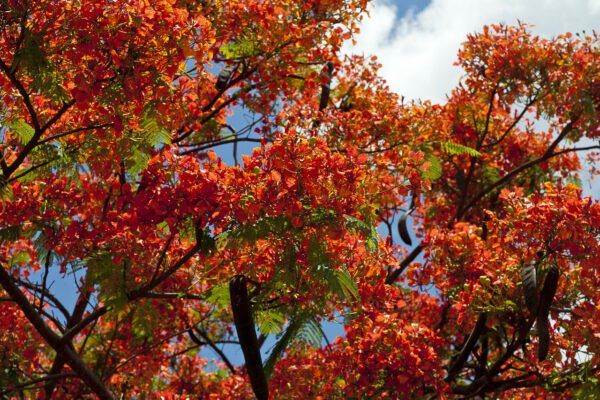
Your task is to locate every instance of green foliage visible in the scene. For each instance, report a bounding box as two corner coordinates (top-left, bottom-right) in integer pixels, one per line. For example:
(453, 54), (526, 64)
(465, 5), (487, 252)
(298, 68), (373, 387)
(440, 141), (482, 157)
(256, 308), (286, 336)
(263, 312), (309, 379)
(344, 213), (378, 252)
(140, 113), (171, 147)
(297, 317), (325, 348)
(0, 225), (22, 244)
(220, 36), (261, 59)
(17, 31), (47, 72)
(0, 176), (12, 204)
(308, 237), (359, 302)
(131, 301), (161, 342)
(226, 216), (292, 244)
(128, 148), (151, 178)
(332, 267), (359, 300)
(86, 253), (128, 312)
(8, 251), (30, 268)
(481, 164), (501, 186)
(124, 108), (170, 178)
(421, 154), (443, 180)
(12, 29), (68, 103)
(196, 228), (216, 254)
(572, 365), (600, 399)
(6, 118), (35, 145)
(206, 284), (231, 308)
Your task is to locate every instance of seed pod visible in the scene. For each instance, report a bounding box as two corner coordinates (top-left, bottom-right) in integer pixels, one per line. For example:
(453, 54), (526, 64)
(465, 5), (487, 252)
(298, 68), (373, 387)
(398, 208), (414, 246)
(230, 275), (268, 400)
(521, 261), (538, 314)
(537, 316), (550, 361)
(536, 264), (559, 361)
(216, 63), (239, 91)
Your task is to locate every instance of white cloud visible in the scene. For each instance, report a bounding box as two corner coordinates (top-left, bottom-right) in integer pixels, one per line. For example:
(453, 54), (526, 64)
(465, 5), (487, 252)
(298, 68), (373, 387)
(344, 0), (600, 197)
(345, 0), (600, 103)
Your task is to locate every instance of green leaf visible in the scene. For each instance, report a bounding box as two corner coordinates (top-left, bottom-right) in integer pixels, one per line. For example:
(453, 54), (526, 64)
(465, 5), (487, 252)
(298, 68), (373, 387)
(22, 32), (47, 70)
(7, 119), (35, 145)
(334, 267), (359, 301)
(141, 114), (171, 147)
(131, 301), (158, 341)
(263, 313), (309, 379)
(344, 214), (378, 252)
(0, 225), (22, 244)
(481, 165), (501, 186)
(206, 284), (231, 307)
(10, 251), (30, 266)
(128, 148), (151, 177)
(86, 253), (128, 311)
(256, 309), (285, 336)
(231, 216), (292, 244)
(0, 176), (14, 205)
(220, 37), (261, 59)
(197, 228), (216, 254)
(421, 154), (443, 180)
(298, 317), (325, 348)
(440, 141), (482, 157)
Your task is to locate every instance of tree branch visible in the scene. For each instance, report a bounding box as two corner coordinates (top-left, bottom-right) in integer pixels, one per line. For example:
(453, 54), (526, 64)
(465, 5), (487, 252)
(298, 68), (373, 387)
(189, 328), (237, 374)
(385, 244), (423, 284)
(0, 263), (115, 399)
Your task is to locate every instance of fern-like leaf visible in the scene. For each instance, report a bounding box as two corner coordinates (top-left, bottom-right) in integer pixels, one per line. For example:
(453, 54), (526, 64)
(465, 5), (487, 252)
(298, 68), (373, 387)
(0, 225), (22, 244)
(7, 119), (35, 144)
(440, 141), (482, 157)
(421, 154), (443, 180)
(263, 314), (308, 379)
(140, 114), (171, 147)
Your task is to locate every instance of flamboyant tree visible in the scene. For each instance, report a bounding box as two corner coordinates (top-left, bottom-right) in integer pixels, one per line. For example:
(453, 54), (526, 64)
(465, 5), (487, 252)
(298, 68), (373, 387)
(0, 1), (598, 399)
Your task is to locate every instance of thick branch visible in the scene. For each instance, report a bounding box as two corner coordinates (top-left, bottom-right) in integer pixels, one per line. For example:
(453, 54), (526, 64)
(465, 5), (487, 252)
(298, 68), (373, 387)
(189, 328), (236, 374)
(127, 242), (201, 300)
(0, 264), (115, 399)
(457, 119), (578, 220)
(385, 244), (423, 284)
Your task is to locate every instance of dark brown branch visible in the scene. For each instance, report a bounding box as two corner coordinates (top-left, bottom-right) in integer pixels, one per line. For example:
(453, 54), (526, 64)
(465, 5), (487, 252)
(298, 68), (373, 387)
(179, 138), (263, 156)
(0, 57), (41, 131)
(543, 118), (578, 157)
(45, 274), (101, 398)
(127, 242), (202, 300)
(37, 250), (52, 313)
(60, 306), (109, 344)
(189, 328), (236, 374)
(5, 99), (75, 176)
(230, 275), (268, 400)
(457, 119), (578, 220)
(0, 263), (115, 399)
(150, 234), (174, 283)
(446, 313), (487, 381)
(385, 244), (423, 284)
(38, 123), (113, 145)
(0, 372), (78, 396)
(476, 85), (498, 149)
(15, 279), (71, 320)
(481, 95), (539, 149)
